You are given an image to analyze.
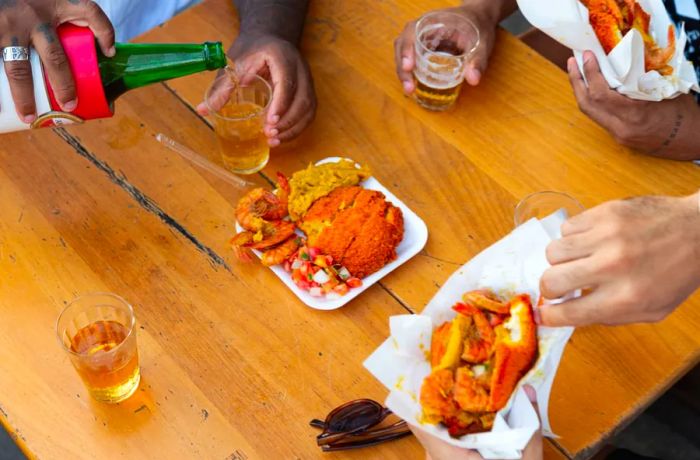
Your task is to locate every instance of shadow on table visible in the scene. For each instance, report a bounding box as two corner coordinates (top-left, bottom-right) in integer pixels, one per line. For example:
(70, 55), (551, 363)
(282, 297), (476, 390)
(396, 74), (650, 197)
(606, 363), (700, 460)
(0, 377), (156, 460)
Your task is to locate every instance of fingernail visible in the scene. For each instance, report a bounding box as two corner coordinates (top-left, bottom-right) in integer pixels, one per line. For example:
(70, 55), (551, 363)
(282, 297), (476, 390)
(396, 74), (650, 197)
(22, 114), (36, 124)
(270, 128), (279, 137)
(107, 46), (116, 57)
(402, 57), (411, 70)
(523, 384), (537, 402)
(269, 114), (280, 125)
(533, 307), (543, 325)
(402, 81), (413, 93)
(466, 68), (481, 85)
(269, 138), (281, 147)
(584, 51), (594, 63)
(62, 99), (78, 112)
(567, 58), (575, 72)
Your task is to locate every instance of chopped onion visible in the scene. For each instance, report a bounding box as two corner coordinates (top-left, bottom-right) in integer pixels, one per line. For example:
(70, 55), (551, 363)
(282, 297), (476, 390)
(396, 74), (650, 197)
(312, 269), (330, 285)
(291, 259), (303, 270)
(472, 365), (486, 377)
(337, 267), (351, 280)
(309, 287), (323, 297)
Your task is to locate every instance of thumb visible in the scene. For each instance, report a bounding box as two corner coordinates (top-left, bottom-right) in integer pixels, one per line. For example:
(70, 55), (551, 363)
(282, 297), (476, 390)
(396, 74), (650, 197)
(197, 73), (233, 115)
(464, 27), (495, 86)
(522, 385), (544, 460)
(523, 384), (540, 418)
(463, 43), (490, 86)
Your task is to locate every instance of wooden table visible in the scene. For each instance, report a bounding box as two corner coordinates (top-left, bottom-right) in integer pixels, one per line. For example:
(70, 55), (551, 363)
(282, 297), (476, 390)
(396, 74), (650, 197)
(0, 0), (698, 459)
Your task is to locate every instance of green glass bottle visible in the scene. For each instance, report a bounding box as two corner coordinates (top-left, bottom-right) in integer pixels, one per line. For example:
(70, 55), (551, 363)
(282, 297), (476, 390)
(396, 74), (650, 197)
(98, 42), (227, 103)
(16, 26), (229, 131)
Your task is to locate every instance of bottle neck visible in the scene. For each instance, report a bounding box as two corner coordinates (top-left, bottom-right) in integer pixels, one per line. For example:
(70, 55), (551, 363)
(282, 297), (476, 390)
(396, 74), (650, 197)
(97, 42), (227, 103)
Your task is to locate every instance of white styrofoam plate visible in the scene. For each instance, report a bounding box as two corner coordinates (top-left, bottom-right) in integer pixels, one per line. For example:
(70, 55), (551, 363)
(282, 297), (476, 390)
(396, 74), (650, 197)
(236, 157), (429, 310)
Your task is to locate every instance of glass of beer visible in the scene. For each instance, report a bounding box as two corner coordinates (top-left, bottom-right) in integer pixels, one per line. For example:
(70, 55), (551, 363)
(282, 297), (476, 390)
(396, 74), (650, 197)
(205, 72), (272, 175)
(56, 293), (140, 403)
(413, 11), (480, 111)
(514, 191), (584, 227)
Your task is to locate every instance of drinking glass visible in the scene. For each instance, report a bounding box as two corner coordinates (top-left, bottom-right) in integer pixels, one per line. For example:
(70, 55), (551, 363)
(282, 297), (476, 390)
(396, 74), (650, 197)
(205, 72), (272, 174)
(413, 11), (480, 111)
(56, 293), (140, 403)
(514, 191), (584, 227)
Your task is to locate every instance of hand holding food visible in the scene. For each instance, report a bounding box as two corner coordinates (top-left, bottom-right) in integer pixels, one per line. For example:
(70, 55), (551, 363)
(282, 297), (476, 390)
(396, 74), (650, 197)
(540, 193), (700, 326)
(567, 52), (700, 160)
(420, 291), (538, 437)
(517, 0), (699, 102)
(411, 384), (543, 460)
(581, 0), (675, 74)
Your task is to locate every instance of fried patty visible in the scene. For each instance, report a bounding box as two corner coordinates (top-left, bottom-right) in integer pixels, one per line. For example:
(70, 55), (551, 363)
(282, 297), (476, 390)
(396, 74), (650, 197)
(299, 186), (404, 278)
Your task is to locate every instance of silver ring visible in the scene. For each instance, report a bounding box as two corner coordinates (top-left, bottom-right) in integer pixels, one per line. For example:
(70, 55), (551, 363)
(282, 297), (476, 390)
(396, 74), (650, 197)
(3, 46), (29, 62)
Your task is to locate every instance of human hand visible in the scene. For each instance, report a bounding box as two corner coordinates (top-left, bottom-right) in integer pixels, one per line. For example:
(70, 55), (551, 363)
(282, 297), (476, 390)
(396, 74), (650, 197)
(394, 5), (498, 94)
(197, 34), (316, 147)
(567, 51), (700, 160)
(0, 0), (115, 123)
(411, 385), (543, 460)
(540, 193), (700, 327)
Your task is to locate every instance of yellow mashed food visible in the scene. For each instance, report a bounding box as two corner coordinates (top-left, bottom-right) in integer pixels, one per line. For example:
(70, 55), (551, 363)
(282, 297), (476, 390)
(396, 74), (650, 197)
(288, 159), (371, 221)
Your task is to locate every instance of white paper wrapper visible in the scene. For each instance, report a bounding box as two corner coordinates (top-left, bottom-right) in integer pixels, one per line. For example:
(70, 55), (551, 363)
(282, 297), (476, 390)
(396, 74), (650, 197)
(517, 0), (700, 101)
(364, 214), (574, 459)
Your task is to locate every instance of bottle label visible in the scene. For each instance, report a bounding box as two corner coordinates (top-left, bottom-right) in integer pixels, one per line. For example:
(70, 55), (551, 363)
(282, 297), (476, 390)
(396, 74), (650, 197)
(0, 51), (53, 134)
(31, 111), (84, 129)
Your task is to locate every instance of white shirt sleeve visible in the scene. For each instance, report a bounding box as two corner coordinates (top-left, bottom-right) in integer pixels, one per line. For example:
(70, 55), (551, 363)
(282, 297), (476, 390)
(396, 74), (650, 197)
(93, 0), (201, 42)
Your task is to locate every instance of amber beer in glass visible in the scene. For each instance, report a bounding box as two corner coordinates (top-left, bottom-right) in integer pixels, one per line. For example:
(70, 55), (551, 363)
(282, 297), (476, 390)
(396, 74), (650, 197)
(413, 12), (480, 111)
(205, 72), (272, 175)
(57, 293), (140, 403)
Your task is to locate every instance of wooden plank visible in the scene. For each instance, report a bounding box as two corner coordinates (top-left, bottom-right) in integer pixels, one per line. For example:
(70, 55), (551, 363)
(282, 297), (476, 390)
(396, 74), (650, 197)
(546, 443), (570, 460)
(0, 86), (424, 458)
(138, 1), (700, 459)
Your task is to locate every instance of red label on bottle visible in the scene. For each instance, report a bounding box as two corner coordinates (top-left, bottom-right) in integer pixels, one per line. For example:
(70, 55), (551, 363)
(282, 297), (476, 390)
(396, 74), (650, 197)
(44, 24), (113, 121)
(32, 111), (84, 129)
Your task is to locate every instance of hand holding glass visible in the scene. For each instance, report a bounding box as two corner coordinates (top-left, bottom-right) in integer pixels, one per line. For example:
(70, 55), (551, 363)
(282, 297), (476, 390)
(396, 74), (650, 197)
(413, 12), (480, 111)
(205, 72), (272, 175)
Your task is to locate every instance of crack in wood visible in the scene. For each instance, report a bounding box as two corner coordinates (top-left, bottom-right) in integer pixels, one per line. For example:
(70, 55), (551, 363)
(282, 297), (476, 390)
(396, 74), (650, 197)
(53, 127), (230, 272)
(161, 83), (215, 130)
(419, 250), (462, 266)
(378, 283), (416, 314)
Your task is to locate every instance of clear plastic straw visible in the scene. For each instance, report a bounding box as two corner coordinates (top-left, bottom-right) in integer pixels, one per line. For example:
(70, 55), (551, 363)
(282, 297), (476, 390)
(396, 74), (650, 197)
(156, 133), (255, 189)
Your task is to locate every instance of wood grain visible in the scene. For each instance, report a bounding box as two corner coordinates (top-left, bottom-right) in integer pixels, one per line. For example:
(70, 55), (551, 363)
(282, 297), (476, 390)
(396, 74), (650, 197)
(0, 0), (697, 459)
(0, 77), (423, 458)
(140, 0), (700, 459)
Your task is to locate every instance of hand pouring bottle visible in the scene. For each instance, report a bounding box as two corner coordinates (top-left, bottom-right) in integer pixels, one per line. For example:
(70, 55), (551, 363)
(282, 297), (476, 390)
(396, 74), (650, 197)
(0, 24), (226, 133)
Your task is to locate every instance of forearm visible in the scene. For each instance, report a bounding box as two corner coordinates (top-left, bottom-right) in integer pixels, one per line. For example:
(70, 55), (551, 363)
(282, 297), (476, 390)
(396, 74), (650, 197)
(682, 191), (700, 281)
(461, 0), (519, 25)
(651, 97), (700, 161)
(676, 103), (700, 161)
(234, 0), (309, 45)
